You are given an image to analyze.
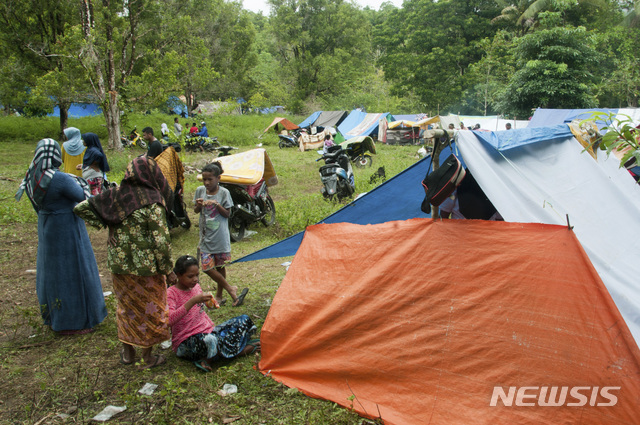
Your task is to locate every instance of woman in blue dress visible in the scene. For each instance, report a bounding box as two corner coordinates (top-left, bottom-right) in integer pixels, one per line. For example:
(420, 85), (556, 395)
(16, 139), (107, 335)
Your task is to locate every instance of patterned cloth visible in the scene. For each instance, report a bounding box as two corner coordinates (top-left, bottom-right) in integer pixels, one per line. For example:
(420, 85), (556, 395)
(112, 273), (170, 348)
(175, 315), (256, 361)
(87, 155), (173, 226)
(74, 202), (174, 276)
(155, 146), (184, 192)
(16, 139), (90, 211)
(87, 177), (104, 196)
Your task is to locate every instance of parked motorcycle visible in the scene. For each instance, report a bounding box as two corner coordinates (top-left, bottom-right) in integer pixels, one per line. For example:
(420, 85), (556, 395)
(340, 136), (376, 168)
(278, 129), (301, 149)
(222, 179), (276, 242)
(317, 145), (355, 200)
(120, 126), (147, 149)
(184, 135), (220, 153)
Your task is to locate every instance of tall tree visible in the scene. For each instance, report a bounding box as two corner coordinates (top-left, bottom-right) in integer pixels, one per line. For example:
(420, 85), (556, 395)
(374, 0), (500, 115)
(0, 0), (80, 130)
(268, 0), (374, 112)
(498, 26), (601, 117)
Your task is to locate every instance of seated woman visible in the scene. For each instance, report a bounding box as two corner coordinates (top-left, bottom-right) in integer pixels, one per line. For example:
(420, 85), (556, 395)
(168, 255), (259, 372)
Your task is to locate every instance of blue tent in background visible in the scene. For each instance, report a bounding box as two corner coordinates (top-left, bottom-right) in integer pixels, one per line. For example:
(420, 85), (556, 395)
(234, 150), (453, 262)
(337, 110), (392, 140)
(299, 111), (322, 128)
(528, 108), (618, 128)
(49, 103), (102, 118)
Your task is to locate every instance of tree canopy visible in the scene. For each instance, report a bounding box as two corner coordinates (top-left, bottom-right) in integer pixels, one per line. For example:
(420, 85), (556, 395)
(0, 0), (637, 126)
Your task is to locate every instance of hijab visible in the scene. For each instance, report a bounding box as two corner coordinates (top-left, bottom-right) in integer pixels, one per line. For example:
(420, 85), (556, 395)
(87, 155), (173, 226)
(62, 127), (85, 156)
(161, 123), (169, 135)
(82, 133), (110, 172)
(16, 139), (90, 212)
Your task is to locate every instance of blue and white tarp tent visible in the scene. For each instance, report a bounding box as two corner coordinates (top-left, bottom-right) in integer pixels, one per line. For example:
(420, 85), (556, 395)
(337, 110), (392, 140)
(49, 103), (102, 118)
(239, 124), (640, 347)
(299, 111), (349, 129)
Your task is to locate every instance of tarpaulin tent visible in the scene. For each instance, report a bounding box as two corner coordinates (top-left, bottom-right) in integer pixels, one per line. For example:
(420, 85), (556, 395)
(261, 117), (299, 135)
(527, 107), (640, 128)
(458, 115), (529, 130)
(298, 111), (348, 129)
(49, 103), (102, 118)
(259, 219), (640, 425)
(337, 110), (392, 140)
(382, 119), (420, 144)
(239, 124), (640, 346)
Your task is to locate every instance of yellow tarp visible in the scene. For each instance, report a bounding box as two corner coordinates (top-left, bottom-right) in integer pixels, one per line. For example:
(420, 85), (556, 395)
(216, 148), (278, 186)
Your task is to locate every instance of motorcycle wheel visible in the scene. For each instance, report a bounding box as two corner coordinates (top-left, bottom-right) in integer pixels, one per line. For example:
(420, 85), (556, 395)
(355, 154), (373, 168)
(139, 139), (148, 149)
(278, 141), (287, 149)
(228, 211), (246, 242)
(260, 195), (276, 226)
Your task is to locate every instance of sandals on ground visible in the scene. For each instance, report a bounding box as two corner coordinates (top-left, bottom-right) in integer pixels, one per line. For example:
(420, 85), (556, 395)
(140, 354), (166, 369)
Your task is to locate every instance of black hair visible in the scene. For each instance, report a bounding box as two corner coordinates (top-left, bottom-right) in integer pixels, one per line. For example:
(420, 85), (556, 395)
(202, 161), (224, 177)
(324, 133), (331, 140)
(174, 255), (199, 275)
(142, 126), (153, 135)
(192, 122), (196, 126)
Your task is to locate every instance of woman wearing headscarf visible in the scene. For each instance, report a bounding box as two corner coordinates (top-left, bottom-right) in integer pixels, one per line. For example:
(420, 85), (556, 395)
(78, 133), (110, 195)
(61, 127), (85, 177)
(16, 139), (107, 335)
(160, 123), (170, 141)
(74, 156), (176, 369)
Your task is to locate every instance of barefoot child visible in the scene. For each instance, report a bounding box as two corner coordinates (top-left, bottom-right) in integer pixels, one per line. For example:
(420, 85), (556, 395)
(167, 255), (259, 371)
(194, 161), (249, 307)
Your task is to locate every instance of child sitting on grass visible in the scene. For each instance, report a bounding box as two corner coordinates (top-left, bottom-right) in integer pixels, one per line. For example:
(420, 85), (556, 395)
(167, 255), (259, 371)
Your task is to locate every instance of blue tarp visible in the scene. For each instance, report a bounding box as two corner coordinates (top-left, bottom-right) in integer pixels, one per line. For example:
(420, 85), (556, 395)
(472, 124), (573, 151)
(299, 111), (322, 128)
(49, 103), (102, 118)
(337, 110), (391, 140)
(391, 114), (422, 122)
(528, 108), (618, 129)
(234, 148), (465, 262)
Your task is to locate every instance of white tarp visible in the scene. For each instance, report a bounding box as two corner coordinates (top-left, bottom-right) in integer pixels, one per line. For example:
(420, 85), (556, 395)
(457, 129), (640, 346)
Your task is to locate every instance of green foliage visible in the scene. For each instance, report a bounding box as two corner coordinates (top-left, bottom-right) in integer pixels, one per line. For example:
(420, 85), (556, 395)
(582, 112), (640, 166)
(499, 26), (601, 117)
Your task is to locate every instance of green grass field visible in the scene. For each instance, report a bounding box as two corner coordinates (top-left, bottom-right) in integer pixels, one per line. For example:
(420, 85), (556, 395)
(0, 112), (421, 424)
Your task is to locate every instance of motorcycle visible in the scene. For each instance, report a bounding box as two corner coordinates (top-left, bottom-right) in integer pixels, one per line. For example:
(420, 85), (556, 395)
(317, 145), (355, 200)
(340, 136), (376, 168)
(222, 179), (276, 242)
(184, 135), (220, 153)
(120, 126), (147, 149)
(278, 133), (298, 149)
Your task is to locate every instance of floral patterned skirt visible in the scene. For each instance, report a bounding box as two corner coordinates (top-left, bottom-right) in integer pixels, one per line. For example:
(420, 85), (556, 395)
(176, 315), (256, 361)
(112, 273), (170, 348)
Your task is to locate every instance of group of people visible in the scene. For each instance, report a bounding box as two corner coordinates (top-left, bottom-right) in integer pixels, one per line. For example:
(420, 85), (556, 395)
(17, 130), (256, 371)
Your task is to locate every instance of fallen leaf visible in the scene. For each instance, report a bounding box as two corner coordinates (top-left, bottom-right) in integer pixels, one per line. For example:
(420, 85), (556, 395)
(222, 415), (242, 424)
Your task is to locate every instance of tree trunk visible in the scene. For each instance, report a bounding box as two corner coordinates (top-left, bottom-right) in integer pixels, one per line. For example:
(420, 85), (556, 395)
(58, 102), (70, 139)
(103, 91), (123, 151)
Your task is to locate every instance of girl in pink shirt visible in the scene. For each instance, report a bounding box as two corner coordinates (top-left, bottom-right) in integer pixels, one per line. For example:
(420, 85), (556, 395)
(167, 255), (259, 371)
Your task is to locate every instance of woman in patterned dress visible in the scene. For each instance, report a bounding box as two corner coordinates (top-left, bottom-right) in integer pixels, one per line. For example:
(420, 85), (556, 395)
(75, 155), (176, 368)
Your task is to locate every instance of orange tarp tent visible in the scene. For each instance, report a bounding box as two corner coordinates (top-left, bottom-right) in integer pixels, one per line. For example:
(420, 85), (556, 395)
(259, 219), (640, 424)
(262, 117), (299, 134)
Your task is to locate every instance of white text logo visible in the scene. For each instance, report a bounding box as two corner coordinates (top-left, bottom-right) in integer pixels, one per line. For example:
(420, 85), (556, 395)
(490, 386), (620, 407)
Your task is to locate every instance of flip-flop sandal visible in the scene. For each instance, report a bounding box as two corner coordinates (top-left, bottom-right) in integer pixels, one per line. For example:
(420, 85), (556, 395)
(248, 338), (261, 346)
(245, 343), (261, 355)
(217, 299), (227, 306)
(120, 349), (134, 365)
(140, 354), (166, 370)
(193, 360), (212, 372)
(233, 288), (249, 307)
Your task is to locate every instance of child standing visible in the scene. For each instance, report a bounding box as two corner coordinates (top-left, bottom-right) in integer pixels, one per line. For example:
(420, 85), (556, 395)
(167, 255), (259, 371)
(194, 161), (249, 307)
